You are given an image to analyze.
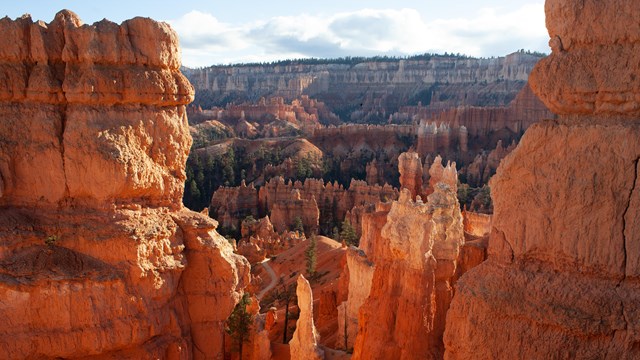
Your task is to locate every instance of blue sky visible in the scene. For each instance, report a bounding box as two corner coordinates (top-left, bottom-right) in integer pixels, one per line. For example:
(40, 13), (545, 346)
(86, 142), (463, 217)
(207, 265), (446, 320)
(3, 1), (549, 67)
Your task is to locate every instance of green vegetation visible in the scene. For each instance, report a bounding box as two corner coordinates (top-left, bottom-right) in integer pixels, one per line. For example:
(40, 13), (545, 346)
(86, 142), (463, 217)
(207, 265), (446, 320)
(292, 216), (305, 235)
(191, 125), (234, 149)
(183, 145), (285, 211)
(456, 182), (493, 214)
(207, 52), (480, 69)
(305, 235), (318, 277)
(44, 235), (58, 247)
(475, 185), (492, 211)
(225, 293), (254, 360)
(340, 220), (359, 247)
(294, 153), (316, 180)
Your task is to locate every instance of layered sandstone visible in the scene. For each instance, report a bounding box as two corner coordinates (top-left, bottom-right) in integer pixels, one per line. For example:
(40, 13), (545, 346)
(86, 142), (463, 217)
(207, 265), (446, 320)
(185, 53), (542, 120)
(270, 190), (320, 234)
(336, 247), (375, 351)
(191, 95), (339, 131)
(0, 11), (249, 359)
(210, 180), (259, 229)
(445, 1), (640, 358)
(461, 210), (492, 238)
(211, 176), (398, 236)
(398, 151), (423, 200)
(352, 182), (464, 359)
(289, 275), (325, 360)
(237, 216), (304, 263)
(427, 155), (458, 194)
(310, 123), (416, 160)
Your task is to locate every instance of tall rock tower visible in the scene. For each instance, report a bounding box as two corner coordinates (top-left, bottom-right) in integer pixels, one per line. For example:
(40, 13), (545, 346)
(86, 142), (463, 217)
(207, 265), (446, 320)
(0, 11), (249, 359)
(445, 1), (640, 358)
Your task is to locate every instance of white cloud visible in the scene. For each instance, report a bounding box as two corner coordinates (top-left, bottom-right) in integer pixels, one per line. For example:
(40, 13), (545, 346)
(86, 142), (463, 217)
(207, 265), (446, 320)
(167, 3), (549, 67)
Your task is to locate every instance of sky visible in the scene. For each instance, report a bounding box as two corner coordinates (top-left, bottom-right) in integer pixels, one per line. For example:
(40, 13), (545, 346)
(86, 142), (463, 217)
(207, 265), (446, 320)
(3, 1), (550, 68)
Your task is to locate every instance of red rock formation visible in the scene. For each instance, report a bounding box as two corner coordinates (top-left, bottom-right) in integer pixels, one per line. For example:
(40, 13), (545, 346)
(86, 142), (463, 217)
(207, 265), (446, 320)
(404, 82), (553, 141)
(186, 53), (542, 118)
(270, 189), (320, 234)
(445, 1), (640, 358)
(398, 151), (423, 200)
(463, 139), (516, 187)
(290, 275), (325, 360)
(212, 176), (398, 237)
(240, 296), (272, 360)
(427, 155), (458, 195)
(365, 159), (382, 186)
(210, 180), (259, 230)
(0, 11), (249, 359)
(462, 210), (492, 238)
(352, 182), (464, 359)
(458, 125), (468, 153)
(310, 123), (416, 157)
(336, 247), (375, 351)
(316, 289), (339, 347)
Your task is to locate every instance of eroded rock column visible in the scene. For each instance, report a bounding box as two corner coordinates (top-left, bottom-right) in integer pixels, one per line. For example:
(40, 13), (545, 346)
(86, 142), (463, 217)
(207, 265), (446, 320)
(0, 11), (249, 359)
(445, 1), (640, 358)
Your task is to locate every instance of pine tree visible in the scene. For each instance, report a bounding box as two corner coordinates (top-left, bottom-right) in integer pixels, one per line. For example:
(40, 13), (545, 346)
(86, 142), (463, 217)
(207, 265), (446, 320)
(340, 220), (358, 247)
(332, 226), (340, 241)
(292, 216), (305, 235)
(305, 235), (317, 277)
(279, 279), (297, 344)
(225, 293), (253, 360)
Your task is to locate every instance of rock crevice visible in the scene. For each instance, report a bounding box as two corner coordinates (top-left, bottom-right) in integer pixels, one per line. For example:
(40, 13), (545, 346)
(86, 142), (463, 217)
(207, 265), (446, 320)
(622, 157), (639, 278)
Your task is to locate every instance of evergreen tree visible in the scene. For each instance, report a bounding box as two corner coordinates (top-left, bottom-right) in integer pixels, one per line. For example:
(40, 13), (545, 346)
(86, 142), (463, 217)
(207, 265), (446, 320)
(332, 226), (340, 241)
(225, 293), (253, 360)
(278, 279), (297, 344)
(292, 216), (305, 235)
(340, 220), (358, 247)
(305, 235), (317, 277)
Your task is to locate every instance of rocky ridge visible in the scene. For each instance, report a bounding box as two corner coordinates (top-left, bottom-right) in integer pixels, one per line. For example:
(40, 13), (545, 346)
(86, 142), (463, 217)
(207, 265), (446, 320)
(0, 11), (249, 359)
(185, 52), (543, 122)
(210, 176), (399, 237)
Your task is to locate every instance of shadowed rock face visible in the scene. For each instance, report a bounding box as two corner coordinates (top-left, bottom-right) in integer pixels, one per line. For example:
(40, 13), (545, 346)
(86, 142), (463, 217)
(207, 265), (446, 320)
(445, 1), (640, 358)
(0, 10), (249, 359)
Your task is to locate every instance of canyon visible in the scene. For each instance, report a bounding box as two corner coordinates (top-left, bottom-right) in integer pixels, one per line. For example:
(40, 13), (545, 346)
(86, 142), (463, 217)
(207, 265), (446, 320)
(184, 74), (553, 215)
(0, 11), (248, 359)
(3, 0), (635, 359)
(184, 52), (543, 124)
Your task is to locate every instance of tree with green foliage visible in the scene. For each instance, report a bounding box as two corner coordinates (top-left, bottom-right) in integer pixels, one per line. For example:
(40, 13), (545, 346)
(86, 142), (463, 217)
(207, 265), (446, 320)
(340, 220), (358, 247)
(475, 185), (492, 211)
(457, 182), (471, 210)
(292, 216), (305, 235)
(332, 226), (340, 241)
(295, 153), (315, 180)
(221, 148), (235, 186)
(305, 235), (317, 277)
(225, 293), (254, 360)
(274, 277), (297, 344)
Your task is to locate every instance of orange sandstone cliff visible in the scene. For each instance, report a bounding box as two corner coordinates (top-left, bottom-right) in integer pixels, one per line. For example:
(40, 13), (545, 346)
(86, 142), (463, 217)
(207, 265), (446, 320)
(445, 0), (640, 358)
(0, 11), (249, 359)
(348, 153), (465, 359)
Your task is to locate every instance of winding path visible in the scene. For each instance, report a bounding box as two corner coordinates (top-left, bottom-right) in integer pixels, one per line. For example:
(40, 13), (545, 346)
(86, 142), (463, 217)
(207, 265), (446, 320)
(257, 259), (278, 300)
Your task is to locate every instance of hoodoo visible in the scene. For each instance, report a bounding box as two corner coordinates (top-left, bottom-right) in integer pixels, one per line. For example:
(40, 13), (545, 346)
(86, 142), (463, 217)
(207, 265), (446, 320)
(445, 0), (640, 358)
(0, 11), (249, 359)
